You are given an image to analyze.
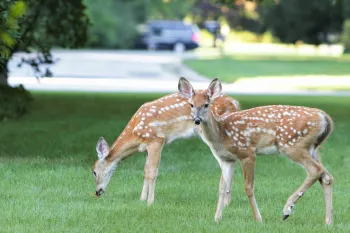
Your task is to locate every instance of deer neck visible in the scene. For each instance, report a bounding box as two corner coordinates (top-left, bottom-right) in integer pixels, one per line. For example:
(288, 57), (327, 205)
(200, 110), (224, 145)
(107, 137), (140, 164)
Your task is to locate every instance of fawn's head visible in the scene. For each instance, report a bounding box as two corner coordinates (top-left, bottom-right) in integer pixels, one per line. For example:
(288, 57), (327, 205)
(92, 137), (117, 197)
(178, 77), (222, 125)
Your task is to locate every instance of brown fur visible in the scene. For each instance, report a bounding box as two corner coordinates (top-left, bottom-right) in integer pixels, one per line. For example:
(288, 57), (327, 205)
(180, 78), (334, 224)
(92, 91), (240, 204)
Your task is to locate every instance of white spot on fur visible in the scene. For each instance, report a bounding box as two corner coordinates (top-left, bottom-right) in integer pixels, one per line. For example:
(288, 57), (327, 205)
(138, 143), (147, 152)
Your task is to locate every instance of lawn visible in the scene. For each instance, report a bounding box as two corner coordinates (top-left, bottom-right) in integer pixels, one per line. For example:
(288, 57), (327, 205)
(185, 55), (350, 83)
(1, 92), (350, 233)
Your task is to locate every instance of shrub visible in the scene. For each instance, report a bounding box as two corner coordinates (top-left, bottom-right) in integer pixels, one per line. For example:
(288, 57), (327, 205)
(342, 19), (350, 53)
(0, 85), (33, 121)
(226, 30), (278, 43)
(84, 0), (142, 49)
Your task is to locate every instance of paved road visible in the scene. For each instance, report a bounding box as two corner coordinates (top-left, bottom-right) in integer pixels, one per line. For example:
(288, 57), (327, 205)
(9, 50), (188, 80)
(8, 50), (210, 92)
(9, 76), (350, 96)
(8, 49), (350, 96)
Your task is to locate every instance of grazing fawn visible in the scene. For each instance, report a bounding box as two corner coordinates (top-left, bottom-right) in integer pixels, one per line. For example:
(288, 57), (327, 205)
(92, 91), (240, 205)
(178, 77), (334, 225)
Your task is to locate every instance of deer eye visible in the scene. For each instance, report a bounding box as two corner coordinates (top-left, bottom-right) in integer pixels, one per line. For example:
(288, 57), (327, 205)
(93, 171), (97, 177)
(204, 104), (209, 108)
(190, 104), (194, 108)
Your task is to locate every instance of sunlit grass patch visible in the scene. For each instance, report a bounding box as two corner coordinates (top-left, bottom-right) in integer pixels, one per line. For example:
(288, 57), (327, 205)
(185, 55), (350, 84)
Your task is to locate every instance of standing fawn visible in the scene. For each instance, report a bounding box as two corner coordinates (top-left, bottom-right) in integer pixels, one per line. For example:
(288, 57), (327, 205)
(92, 91), (240, 205)
(178, 77), (334, 225)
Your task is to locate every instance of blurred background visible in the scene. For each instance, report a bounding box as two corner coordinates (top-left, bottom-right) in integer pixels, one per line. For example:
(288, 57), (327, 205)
(2, 0), (350, 100)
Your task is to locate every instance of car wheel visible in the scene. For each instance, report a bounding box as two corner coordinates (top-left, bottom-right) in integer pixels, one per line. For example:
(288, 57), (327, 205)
(173, 42), (185, 53)
(147, 41), (157, 50)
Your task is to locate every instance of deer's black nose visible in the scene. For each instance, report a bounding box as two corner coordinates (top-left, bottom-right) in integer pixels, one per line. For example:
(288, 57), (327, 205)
(95, 188), (104, 196)
(194, 117), (201, 125)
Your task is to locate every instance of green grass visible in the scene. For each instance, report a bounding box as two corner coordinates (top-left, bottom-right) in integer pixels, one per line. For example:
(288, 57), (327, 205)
(1, 92), (350, 233)
(185, 55), (350, 83)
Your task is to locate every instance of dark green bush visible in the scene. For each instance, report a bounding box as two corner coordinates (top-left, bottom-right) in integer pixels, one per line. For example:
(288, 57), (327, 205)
(0, 85), (33, 121)
(342, 19), (350, 53)
(84, 0), (142, 49)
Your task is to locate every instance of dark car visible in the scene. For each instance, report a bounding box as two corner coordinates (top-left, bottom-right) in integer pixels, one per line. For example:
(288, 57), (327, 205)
(134, 20), (200, 51)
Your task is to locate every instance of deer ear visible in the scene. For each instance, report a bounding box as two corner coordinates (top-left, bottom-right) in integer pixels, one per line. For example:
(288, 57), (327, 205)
(96, 137), (110, 160)
(178, 77), (194, 99)
(207, 78), (222, 100)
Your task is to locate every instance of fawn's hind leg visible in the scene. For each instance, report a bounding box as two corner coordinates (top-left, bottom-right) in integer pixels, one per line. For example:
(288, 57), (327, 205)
(282, 148), (325, 221)
(312, 150), (334, 225)
(140, 153), (150, 201)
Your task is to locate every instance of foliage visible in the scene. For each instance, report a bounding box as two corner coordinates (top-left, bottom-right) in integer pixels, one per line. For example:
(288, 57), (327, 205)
(342, 19), (350, 53)
(0, 0), (27, 85)
(1, 93), (350, 232)
(0, 0), (26, 59)
(83, 0), (195, 49)
(228, 30), (277, 43)
(263, 0), (344, 45)
(200, 29), (277, 46)
(0, 0), (89, 119)
(344, 0), (350, 19)
(150, 0), (195, 20)
(83, 0), (143, 49)
(0, 0), (89, 84)
(0, 84), (32, 120)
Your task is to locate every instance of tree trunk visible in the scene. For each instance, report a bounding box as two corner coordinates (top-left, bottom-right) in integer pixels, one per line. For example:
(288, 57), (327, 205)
(0, 60), (9, 86)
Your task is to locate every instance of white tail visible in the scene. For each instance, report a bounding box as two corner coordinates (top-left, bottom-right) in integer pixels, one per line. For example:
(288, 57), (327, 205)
(92, 85), (240, 205)
(178, 77), (334, 225)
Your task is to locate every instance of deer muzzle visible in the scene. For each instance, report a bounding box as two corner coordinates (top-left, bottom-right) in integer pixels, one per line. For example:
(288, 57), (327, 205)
(194, 117), (202, 125)
(95, 188), (104, 197)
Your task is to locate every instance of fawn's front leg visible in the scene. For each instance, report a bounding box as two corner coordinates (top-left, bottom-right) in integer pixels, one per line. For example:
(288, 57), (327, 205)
(223, 160), (236, 207)
(145, 138), (165, 204)
(240, 156), (262, 222)
(215, 160), (235, 222)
